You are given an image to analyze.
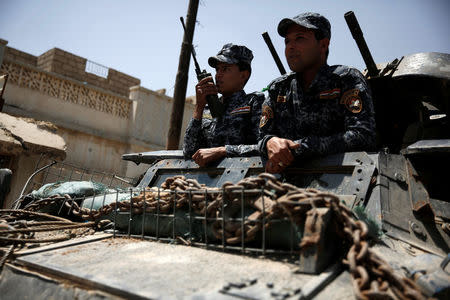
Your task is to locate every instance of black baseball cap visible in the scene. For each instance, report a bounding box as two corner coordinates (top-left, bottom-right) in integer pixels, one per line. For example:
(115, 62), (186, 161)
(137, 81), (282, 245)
(208, 43), (253, 68)
(278, 12), (331, 39)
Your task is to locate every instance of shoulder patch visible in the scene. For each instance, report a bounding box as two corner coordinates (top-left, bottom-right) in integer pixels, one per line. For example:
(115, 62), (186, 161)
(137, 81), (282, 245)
(259, 105), (273, 128)
(277, 95), (287, 103)
(230, 106), (251, 115)
(202, 113), (213, 119)
(319, 88), (340, 99)
(340, 88), (362, 113)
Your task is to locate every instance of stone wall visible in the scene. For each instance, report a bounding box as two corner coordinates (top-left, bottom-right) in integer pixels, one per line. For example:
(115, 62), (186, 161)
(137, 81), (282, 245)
(35, 47), (140, 97)
(3, 46), (37, 66)
(37, 48), (86, 80)
(1, 45), (140, 98)
(1, 60), (132, 121)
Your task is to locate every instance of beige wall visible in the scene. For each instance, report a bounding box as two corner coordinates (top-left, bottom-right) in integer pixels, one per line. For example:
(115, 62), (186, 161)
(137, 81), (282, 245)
(58, 128), (129, 175)
(4, 82), (131, 142)
(5, 154), (51, 209)
(1, 56), (195, 181)
(130, 86), (194, 149)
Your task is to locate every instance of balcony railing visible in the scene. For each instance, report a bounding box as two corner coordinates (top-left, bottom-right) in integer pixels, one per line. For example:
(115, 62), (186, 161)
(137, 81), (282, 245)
(85, 60), (109, 78)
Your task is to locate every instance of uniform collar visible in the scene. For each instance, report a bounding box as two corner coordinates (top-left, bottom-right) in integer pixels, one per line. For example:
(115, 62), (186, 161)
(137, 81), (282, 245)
(294, 64), (330, 91)
(308, 64), (331, 90)
(222, 90), (246, 106)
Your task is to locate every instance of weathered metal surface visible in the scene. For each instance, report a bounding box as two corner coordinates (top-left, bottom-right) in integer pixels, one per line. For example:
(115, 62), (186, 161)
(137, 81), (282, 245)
(132, 152), (375, 210)
(219, 263), (343, 300)
(298, 208), (335, 274)
(298, 263), (343, 299)
(392, 52), (450, 80)
(377, 152), (450, 255)
(403, 139), (450, 155)
(430, 198), (450, 220)
(135, 156), (263, 189)
(405, 159), (432, 214)
(402, 254), (450, 298)
(4, 149), (447, 299)
(14, 237), (315, 299)
(122, 149), (184, 165)
(14, 233), (112, 256)
(0, 264), (116, 300)
(314, 269), (354, 300)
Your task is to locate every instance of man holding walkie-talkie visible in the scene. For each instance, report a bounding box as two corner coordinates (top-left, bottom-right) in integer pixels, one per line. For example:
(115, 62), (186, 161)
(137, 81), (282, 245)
(183, 43), (265, 167)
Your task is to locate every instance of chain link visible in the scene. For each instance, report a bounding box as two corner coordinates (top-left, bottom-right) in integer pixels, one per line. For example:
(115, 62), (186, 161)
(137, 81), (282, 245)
(6, 173), (426, 299)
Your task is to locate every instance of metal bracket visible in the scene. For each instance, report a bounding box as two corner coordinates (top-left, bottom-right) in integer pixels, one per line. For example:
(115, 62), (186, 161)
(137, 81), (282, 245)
(298, 208), (335, 274)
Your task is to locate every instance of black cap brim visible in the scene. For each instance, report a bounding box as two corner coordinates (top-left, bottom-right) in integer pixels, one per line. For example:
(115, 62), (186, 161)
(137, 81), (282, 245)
(208, 55), (239, 68)
(277, 18), (319, 37)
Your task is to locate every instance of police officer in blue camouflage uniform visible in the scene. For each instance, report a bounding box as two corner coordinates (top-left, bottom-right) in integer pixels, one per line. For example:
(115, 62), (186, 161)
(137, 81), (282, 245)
(183, 43), (265, 166)
(258, 12), (376, 173)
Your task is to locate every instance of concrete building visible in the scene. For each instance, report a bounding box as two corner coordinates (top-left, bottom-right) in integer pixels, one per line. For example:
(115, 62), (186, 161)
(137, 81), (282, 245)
(0, 38), (195, 203)
(0, 112), (66, 208)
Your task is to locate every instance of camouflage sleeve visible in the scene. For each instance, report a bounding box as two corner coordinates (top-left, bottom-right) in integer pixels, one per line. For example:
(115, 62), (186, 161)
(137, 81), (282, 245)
(224, 93), (265, 157)
(183, 118), (208, 158)
(257, 83), (278, 158)
(225, 144), (259, 156)
(293, 69), (376, 158)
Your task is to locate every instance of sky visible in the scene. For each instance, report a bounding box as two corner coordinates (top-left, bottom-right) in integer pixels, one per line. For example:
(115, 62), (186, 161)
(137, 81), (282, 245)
(1, 0), (449, 99)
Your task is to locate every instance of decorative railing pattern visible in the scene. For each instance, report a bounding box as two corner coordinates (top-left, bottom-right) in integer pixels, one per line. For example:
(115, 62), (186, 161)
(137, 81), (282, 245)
(0, 60), (131, 119)
(85, 60), (109, 78)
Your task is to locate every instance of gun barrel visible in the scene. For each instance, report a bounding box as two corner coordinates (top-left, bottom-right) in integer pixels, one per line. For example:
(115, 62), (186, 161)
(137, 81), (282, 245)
(262, 32), (287, 75)
(344, 11), (379, 77)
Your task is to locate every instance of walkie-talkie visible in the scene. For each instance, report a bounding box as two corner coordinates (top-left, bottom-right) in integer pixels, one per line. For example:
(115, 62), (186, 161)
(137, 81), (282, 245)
(180, 17), (224, 118)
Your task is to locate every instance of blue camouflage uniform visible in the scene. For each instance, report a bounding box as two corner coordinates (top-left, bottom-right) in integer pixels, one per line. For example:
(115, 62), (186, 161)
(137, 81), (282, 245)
(258, 12), (376, 159)
(183, 43), (265, 158)
(184, 90), (265, 157)
(258, 66), (376, 159)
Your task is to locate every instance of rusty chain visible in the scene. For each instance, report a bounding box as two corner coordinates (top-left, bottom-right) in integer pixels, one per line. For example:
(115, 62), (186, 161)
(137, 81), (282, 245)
(8, 173), (426, 299)
(0, 205), (109, 272)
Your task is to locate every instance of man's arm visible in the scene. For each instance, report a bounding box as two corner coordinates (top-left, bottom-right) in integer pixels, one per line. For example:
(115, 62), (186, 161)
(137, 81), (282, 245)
(258, 81), (281, 159)
(257, 87), (298, 173)
(183, 118), (209, 157)
(183, 77), (217, 158)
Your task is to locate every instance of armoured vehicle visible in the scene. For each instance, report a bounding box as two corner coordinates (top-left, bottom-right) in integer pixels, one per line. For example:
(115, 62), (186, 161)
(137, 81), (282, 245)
(0, 11), (449, 300)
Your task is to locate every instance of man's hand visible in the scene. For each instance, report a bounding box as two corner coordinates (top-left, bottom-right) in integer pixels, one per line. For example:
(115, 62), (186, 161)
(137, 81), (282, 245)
(265, 137), (300, 173)
(192, 146), (226, 167)
(193, 76), (218, 120)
